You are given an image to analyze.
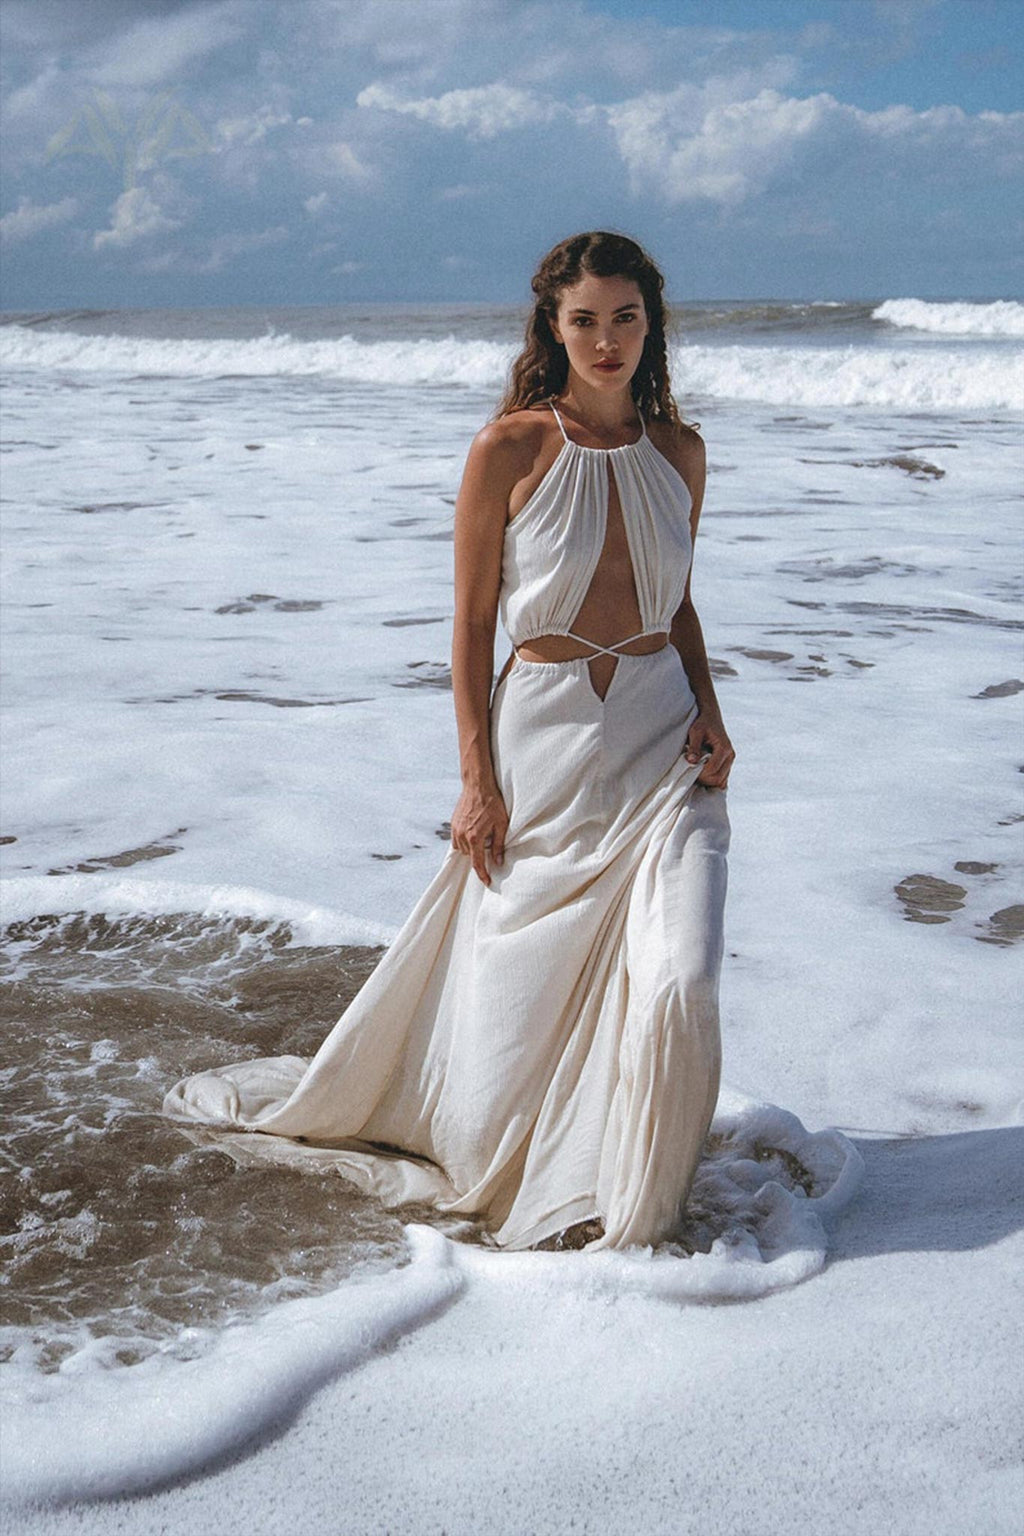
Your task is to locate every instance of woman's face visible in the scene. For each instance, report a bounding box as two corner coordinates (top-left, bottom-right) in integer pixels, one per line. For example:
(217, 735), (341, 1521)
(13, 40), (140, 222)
(550, 273), (649, 394)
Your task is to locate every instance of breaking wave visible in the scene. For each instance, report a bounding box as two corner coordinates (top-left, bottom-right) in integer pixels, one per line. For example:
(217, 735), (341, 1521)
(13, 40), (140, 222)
(2, 325), (1019, 411)
(873, 297), (1024, 338)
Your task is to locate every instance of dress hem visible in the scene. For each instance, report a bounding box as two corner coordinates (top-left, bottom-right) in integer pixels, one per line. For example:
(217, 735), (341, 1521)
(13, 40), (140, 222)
(496, 1194), (603, 1252)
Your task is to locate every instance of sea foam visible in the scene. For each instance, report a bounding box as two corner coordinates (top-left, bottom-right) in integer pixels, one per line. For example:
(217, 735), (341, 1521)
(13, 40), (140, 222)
(0, 874), (398, 951)
(873, 297), (1024, 338)
(0, 1085), (864, 1507)
(0, 1226), (463, 1507)
(1, 325), (1019, 411)
(674, 342), (1021, 412)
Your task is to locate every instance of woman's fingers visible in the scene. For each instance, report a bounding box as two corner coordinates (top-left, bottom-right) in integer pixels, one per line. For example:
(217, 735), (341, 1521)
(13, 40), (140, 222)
(698, 739), (734, 788)
(455, 823), (502, 885)
(682, 713), (736, 789)
(471, 839), (492, 886)
(685, 716), (723, 764)
(473, 818), (508, 883)
(450, 791), (509, 884)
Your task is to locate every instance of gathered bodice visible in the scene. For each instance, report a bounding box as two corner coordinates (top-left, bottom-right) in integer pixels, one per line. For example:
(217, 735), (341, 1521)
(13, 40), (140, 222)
(499, 408), (694, 649)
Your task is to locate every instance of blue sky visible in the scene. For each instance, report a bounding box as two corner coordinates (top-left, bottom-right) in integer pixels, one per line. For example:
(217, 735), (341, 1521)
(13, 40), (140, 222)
(1, 0), (1021, 308)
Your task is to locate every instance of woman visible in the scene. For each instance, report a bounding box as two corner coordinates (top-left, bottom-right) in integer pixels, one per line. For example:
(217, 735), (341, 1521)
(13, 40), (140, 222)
(165, 231), (734, 1254)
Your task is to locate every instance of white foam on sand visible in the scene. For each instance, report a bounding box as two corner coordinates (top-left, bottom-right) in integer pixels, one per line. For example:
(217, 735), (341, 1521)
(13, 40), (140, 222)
(1, 1089), (866, 1509)
(456, 1089), (867, 1301)
(0, 1226), (463, 1507)
(6, 1126), (1022, 1535)
(0, 874), (398, 948)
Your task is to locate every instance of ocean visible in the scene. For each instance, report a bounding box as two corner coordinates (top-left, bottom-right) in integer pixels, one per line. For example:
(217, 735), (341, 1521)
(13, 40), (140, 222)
(1, 296), (1021, 1507)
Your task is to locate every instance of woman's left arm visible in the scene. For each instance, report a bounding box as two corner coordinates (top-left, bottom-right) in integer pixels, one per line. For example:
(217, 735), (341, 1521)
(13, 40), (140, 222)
(664, 426), (735, 790)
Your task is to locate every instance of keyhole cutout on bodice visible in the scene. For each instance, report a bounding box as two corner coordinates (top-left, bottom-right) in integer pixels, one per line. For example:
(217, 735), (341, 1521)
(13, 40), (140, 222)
(568, 458), (644, 702)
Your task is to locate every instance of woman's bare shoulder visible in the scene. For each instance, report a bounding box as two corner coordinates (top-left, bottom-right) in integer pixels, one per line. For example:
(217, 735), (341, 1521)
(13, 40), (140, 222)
(466, 407), (557, 478)
(647, 417), (705, 481)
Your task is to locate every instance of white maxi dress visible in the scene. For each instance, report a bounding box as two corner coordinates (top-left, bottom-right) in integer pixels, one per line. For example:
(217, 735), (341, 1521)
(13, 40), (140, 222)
(164, 406), (731, 1251)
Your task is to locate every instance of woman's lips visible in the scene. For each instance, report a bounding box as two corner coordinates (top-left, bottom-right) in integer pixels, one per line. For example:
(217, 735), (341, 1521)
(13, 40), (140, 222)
(593, 361), (623, 372)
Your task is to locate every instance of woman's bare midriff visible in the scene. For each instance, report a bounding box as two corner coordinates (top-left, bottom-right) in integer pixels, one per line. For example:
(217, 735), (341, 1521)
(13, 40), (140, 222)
(512, 631), (669, 702)
(514, 631), (668, 663)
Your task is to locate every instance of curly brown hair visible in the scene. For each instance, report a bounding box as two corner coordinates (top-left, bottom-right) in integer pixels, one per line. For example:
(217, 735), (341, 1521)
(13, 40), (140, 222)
(496, 231), (686, 427)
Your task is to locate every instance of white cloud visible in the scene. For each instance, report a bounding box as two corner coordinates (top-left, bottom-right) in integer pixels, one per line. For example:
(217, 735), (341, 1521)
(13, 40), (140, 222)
(357, 81), (563, 140)
(608, 86), (833, 204)
(215, 108), (292, 149)
(0, 195), (77, 244)
(202, 224), (288, 268)
(304, 191), (329, 216)
(315, 0), (501, 78)
(93, 185), (180, 248)
(438, 183), (487, 201)
(325, 141), (372, 181)
(605, 86), (1024, 206)
(872, 0), (943, 28)
(137, 224), (288, 275)
(316, 0), (788, 100)
(193, 225), (289, 272)
(90, 3), (243, 89)
(1, 61), (64, 125)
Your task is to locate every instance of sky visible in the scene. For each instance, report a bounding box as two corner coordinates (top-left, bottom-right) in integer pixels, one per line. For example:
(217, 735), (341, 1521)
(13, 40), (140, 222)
(0, 0), (1021, 309)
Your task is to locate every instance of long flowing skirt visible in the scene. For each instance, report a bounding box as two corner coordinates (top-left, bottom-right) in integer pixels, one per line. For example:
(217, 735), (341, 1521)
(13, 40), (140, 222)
(163, 644), (731, 1251)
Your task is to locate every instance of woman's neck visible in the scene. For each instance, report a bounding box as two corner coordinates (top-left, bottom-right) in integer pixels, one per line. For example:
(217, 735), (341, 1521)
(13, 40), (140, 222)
(557, 377), (641, 436)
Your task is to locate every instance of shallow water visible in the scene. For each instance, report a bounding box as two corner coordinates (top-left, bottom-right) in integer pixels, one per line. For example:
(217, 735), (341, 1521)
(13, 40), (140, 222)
(0, 909), (834, 1379)
(0, 913), (412, 1372)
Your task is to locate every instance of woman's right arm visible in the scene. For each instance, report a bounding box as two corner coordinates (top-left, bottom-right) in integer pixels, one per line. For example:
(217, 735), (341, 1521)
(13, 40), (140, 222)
(449, 421), (524, 887)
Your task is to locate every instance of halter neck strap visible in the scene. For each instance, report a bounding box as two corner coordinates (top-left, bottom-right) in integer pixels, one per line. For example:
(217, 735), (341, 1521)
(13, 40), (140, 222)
(548, 401), (571, 444)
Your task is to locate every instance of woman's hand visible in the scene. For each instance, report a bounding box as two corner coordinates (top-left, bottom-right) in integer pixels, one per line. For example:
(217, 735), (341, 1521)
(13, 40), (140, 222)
(684, 714), (734, 790)
(450, 779), (509, 887)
